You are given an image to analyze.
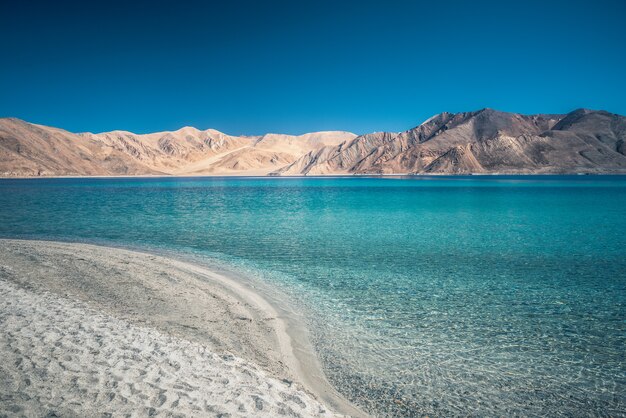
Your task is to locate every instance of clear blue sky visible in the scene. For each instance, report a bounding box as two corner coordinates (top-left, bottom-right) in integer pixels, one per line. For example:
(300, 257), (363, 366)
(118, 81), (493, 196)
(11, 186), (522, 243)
(2, 0), (625, 135)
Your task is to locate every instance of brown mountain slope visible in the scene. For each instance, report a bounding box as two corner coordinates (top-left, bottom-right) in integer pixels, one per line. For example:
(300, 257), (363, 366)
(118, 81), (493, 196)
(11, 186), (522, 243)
(273, 109), (626, 175)
(2, 109), (626, 177)
(177, 132), (352, 176)
(0, 118), (356, 176)
(0, 118), (160, 176)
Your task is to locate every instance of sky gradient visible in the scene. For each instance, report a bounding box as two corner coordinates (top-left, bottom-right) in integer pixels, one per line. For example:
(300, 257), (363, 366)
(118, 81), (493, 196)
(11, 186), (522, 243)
(2, 0), (625, 135)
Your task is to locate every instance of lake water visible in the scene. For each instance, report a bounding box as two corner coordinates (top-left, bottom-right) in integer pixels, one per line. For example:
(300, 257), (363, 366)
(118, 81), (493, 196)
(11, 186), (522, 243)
(1, 176), (625, 416)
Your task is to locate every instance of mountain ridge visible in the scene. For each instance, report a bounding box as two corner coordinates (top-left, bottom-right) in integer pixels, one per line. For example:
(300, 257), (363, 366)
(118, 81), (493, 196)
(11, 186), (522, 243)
(2, 109), (626, 177)
(274, 108), (626, 175)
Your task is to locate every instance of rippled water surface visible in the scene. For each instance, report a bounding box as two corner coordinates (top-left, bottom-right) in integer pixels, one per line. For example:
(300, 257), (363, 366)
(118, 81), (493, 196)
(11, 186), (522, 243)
(1, 176), (625, 416)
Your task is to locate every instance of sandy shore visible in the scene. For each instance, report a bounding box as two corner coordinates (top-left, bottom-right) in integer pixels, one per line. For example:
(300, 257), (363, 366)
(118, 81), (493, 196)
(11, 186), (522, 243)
(0, 239), (363, 417)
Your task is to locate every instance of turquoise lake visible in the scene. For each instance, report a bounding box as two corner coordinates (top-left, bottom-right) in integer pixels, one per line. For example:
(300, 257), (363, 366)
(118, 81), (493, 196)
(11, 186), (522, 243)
(0, 176), (625, 416)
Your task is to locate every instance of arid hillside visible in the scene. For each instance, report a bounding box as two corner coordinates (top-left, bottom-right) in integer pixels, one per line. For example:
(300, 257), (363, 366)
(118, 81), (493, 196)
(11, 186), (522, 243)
(2, 109), (625, 177)
(0, 118), (354, 176)
(274, 109), (626, 175)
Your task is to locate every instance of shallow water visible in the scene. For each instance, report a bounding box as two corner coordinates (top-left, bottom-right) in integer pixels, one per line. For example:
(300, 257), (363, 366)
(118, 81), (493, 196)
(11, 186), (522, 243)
(1, 176), (625, 416)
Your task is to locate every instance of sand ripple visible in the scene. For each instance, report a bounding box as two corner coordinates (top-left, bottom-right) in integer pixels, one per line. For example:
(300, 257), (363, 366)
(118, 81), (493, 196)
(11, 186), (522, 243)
(0, 279), (334, 417)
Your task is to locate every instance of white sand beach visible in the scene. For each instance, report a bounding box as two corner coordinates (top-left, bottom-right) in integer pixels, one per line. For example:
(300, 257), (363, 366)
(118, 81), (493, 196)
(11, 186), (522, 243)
(0, 239), (363, 417)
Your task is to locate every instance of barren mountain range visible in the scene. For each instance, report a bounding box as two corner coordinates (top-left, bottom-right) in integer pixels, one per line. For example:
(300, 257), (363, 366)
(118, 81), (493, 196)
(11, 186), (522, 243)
(1, 108), (625, 177)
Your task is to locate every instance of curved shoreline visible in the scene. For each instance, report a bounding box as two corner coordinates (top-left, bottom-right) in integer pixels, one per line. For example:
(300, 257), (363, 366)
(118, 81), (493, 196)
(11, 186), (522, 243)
(146, 245), (366, 417)
(0, 239), (365, 417)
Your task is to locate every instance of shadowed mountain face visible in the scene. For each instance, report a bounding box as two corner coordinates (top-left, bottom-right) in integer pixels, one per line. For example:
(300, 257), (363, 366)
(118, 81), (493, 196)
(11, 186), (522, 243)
(1, 109), (625, 177)
(276, 109), (626, 175)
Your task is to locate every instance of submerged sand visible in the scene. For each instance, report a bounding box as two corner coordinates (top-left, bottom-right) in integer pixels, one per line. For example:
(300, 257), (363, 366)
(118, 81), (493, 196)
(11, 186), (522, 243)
(0, 239), (363, 417)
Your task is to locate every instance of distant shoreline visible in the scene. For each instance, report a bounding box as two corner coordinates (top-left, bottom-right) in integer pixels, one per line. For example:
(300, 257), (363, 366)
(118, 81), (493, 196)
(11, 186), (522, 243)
(3, 172), (626, 180)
